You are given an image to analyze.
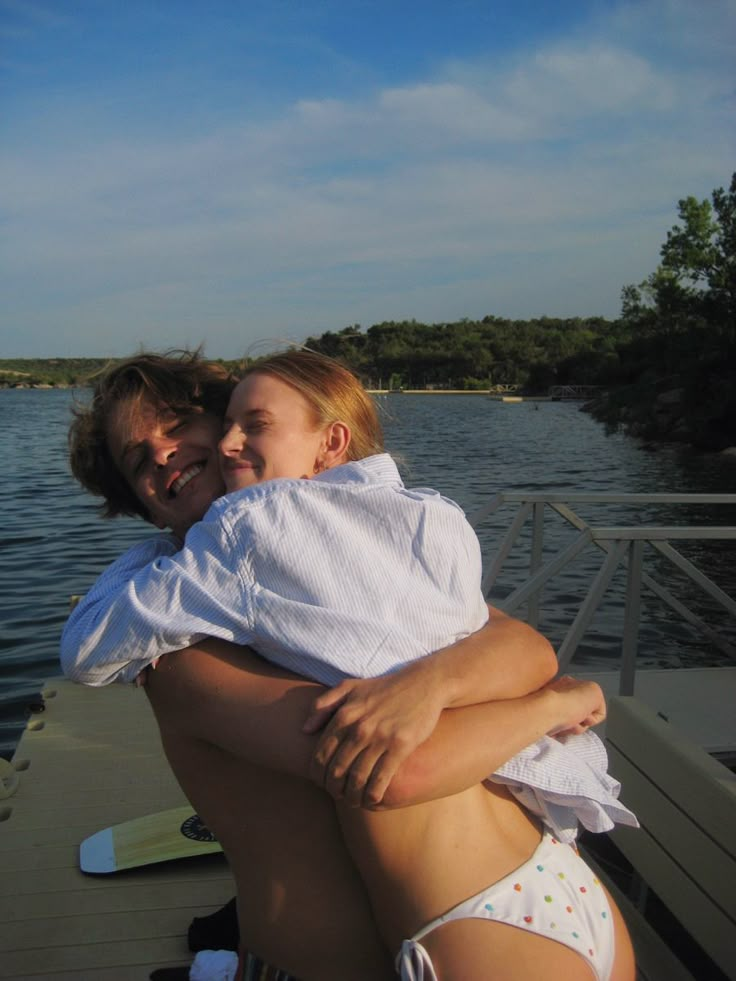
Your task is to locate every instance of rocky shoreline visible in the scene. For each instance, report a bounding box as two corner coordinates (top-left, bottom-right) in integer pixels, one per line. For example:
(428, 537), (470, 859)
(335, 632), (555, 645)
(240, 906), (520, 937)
(584, 384), (736, 458)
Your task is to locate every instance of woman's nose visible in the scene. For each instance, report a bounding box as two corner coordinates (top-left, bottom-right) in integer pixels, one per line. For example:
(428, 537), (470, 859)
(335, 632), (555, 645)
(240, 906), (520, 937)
(219, 425), (243, 455)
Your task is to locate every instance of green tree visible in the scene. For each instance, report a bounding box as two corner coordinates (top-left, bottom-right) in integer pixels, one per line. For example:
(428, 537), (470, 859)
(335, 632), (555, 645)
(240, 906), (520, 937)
(625, 173), (736, 341)
(594, 173), (736, 449)
(661, 174), (736, 335)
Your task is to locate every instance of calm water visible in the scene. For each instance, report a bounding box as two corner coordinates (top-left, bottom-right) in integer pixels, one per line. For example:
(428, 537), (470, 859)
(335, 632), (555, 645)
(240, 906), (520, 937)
(2, 388), (735, 758)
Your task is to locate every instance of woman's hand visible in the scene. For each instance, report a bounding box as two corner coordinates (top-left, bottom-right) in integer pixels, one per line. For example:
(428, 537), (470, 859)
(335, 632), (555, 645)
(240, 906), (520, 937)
(303, 665), (446, 808)
(546, 676), (606, 735)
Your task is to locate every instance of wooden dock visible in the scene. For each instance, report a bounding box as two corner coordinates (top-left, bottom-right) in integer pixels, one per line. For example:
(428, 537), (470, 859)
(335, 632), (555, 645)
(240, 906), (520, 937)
(1, 667), (734, 979)
(0, 679), (233, 980)
(575, 665), (736, 754)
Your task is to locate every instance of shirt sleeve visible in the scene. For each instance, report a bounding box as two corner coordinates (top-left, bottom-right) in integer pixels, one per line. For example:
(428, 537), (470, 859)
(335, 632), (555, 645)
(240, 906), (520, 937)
(59, 512), (256, 686)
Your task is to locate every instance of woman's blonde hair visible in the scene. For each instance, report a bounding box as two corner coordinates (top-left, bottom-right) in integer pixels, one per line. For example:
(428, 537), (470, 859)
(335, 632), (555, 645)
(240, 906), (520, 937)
(246, 349), (384, 461)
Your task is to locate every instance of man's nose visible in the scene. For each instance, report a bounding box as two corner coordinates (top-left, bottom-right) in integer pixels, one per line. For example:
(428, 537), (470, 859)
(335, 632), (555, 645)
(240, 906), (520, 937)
(151, 437), (177, 467)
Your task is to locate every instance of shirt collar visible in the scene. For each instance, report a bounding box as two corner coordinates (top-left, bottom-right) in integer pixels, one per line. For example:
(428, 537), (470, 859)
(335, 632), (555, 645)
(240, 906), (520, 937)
(316, 453), (402, 486)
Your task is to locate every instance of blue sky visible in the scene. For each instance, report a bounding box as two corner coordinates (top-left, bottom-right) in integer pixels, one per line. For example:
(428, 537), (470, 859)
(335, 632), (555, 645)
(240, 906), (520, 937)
(1, 0), (734, 358)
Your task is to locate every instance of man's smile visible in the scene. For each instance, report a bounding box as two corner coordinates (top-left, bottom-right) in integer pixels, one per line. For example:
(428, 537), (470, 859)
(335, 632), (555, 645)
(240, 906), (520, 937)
(169, 462), (205, 498)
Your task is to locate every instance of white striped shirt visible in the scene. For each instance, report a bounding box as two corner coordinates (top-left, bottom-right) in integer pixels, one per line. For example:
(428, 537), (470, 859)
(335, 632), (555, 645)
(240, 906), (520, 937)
(61, 455), (488, 686)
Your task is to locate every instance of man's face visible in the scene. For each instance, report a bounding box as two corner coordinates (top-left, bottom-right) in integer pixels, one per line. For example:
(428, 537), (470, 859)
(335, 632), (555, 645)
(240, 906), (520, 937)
(106, 397), (224, 539)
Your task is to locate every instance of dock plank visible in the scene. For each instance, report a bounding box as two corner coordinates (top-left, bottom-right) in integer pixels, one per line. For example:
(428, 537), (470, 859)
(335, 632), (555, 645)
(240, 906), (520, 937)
(575, 666), (736, 752)
(0, 679), (234, 978)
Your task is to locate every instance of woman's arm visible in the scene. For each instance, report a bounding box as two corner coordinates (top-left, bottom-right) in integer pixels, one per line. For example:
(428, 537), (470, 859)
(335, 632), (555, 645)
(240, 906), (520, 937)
(145, 639), (602, 810)
(60, 535), (180, 685)
(304, 606), (557, 803)
(60, 515), (255, 686)
(381, 676), (605, 809)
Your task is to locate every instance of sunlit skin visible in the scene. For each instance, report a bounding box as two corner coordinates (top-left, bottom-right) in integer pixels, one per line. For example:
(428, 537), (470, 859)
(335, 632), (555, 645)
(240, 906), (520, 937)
(219, 372), (347, 493)
(106, 398), (224, 541)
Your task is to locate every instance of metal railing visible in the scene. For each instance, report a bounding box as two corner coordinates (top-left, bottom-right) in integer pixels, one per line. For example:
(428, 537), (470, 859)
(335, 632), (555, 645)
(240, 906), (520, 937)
(468, 493), (736, 694)
(547, 385), (602, 400)
(487, 384), (523, 395)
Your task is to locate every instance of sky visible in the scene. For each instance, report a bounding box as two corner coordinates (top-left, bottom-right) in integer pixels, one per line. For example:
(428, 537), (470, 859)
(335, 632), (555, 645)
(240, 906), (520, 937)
(1, 0), (734, 358)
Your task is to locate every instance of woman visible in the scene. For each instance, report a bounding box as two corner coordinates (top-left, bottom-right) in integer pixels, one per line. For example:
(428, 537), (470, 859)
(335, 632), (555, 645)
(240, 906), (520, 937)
(64, 350), (635, 979)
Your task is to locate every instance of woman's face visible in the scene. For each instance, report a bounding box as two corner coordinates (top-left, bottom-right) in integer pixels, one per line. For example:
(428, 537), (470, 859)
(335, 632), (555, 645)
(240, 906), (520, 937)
(220, 372), (328, 493)
(107, 397), (224, 538)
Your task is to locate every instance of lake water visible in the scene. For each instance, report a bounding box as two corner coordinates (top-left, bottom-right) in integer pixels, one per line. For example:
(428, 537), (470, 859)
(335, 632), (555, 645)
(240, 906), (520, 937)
(2, 388), (735, 759)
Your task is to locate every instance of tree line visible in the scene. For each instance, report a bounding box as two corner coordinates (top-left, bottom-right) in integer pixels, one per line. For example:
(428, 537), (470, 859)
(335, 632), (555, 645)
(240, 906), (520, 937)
(304, 315), (623, 393)
(0, 317), (625, 393)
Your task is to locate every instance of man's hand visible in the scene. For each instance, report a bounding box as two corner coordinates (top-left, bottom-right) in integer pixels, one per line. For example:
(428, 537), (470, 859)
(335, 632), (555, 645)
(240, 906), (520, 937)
(303, 666), (446, 807)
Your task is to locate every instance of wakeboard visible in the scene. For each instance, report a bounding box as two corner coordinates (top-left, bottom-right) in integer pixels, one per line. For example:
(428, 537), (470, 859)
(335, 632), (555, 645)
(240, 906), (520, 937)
(80, 805), (222, 873)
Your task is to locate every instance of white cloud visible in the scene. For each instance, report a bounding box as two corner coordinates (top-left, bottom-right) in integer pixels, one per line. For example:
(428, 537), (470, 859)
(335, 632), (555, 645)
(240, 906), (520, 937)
(506, 45), (675, 121)
(379, 82), (531, 142)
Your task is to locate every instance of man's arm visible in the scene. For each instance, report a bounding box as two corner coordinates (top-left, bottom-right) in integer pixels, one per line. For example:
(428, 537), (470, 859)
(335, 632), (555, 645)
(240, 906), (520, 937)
(144, 639), (601, 810)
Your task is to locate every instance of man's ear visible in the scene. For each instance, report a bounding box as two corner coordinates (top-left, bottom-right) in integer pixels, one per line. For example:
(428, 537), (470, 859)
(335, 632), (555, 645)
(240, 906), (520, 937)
(319, 421), (352, 470)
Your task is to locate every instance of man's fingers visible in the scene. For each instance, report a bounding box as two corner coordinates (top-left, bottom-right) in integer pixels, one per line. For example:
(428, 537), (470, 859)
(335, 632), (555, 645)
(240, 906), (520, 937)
(303, 704), (336, 734)
(310, 729), (341, 786)
(341, 748), (387, 807)
(303, 688), (349, 733)
(361, 756), (398, 808)
(321, 734), (369, 799)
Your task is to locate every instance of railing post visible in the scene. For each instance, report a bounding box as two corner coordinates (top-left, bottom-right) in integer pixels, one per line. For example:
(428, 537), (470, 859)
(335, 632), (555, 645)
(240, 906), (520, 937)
(528, 501), (545, 629)
(481, 501), (533, 596)
(481, 492), (736, 691)
(620, 539), (644, 696)
(557, 540), (629, 671)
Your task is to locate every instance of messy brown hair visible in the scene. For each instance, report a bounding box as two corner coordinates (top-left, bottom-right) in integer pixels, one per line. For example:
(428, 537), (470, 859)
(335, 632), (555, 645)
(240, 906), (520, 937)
(69, 349), (236, 522)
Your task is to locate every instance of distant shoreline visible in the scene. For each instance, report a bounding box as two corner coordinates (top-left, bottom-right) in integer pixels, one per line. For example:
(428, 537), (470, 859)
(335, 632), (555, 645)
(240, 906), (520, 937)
(0, 385), (584, 401)
(368, 388), (490, 395)
(2, 383), (494, 394)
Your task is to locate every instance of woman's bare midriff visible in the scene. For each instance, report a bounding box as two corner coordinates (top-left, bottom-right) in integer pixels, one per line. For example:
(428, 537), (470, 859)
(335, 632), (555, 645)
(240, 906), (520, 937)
(339, 781), (542, 948)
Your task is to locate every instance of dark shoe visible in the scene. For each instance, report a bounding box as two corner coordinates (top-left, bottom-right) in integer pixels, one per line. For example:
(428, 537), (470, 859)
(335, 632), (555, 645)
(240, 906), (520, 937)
(187, 896), (239, 952)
